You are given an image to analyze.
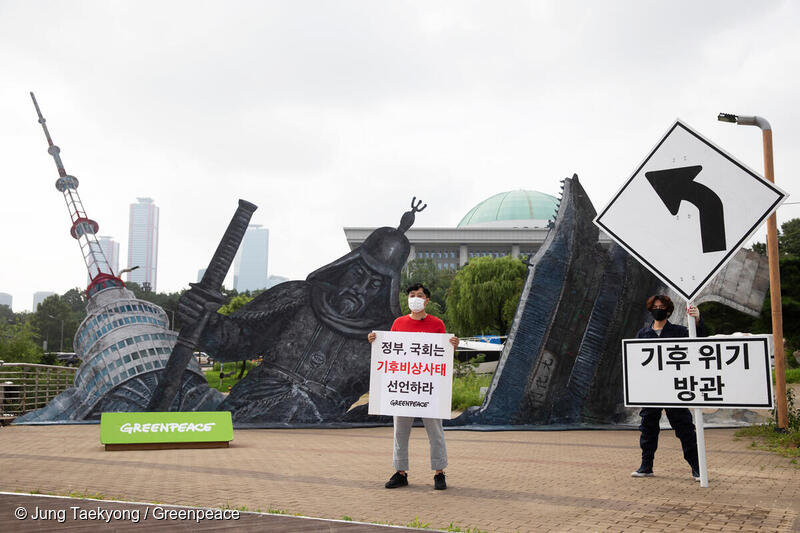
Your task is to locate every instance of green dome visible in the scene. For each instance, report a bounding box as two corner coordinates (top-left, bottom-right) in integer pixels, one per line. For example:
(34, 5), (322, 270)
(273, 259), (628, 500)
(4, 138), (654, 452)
(457, 190), (558, 228)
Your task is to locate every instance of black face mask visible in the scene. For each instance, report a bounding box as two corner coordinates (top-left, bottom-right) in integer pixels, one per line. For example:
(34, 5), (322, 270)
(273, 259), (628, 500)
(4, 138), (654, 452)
(650, 308), (669, 321)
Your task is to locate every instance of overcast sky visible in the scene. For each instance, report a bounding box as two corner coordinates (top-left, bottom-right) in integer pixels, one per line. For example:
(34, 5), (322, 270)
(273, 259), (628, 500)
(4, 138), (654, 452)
(1, 0), (798, 312)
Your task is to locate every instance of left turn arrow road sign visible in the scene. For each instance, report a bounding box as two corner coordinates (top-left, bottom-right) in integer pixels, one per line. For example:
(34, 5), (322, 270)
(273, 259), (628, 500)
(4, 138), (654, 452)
(594, 119), (787, 301)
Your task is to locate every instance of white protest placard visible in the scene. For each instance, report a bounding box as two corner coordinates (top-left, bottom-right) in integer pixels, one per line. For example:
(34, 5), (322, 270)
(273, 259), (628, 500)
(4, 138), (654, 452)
(368, 330), (454, 419)
(623, 335), (773, 408)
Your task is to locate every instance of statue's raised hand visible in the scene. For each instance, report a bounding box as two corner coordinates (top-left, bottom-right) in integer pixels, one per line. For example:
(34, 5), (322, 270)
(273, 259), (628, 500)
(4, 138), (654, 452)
(177, 288), (220, 325)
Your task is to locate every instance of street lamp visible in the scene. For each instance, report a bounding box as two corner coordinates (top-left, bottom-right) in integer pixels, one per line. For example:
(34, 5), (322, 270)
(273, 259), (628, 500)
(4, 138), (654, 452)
(717, 112), (788, 431)
(47, 314), (65, 353)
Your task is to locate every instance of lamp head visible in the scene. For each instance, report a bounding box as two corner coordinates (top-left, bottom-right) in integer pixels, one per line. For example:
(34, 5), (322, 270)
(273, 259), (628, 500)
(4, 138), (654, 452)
(717, 113), (738, 124)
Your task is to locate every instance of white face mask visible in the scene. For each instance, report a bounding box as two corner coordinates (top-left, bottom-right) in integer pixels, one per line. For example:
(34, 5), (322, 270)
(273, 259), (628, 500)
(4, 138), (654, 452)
(408, 296), (426, 313)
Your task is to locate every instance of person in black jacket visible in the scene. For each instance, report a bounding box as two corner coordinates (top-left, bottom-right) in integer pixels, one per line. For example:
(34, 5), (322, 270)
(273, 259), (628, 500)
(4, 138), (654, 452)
(631, 294), (704, 482)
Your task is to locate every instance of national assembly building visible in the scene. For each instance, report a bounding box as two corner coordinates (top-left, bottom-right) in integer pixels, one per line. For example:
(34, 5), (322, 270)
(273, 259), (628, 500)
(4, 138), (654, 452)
(344, 189), (588, 269)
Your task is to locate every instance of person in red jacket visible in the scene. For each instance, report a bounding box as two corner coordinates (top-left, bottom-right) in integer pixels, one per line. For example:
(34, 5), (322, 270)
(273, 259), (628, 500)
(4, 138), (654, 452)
(368, 283), (459, 490)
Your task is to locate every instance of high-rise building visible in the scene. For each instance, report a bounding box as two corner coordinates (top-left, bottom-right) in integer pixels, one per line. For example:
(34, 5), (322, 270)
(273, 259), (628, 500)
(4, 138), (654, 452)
(88, 236), (120, 285)
(0, 292), (12, 309)
(234, 225), (269, 292)
(33, 291), (56, 310)
(127, 198), (159, 291)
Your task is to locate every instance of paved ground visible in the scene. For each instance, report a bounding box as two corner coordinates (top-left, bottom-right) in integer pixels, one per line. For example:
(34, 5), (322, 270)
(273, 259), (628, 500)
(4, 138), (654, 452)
(1, 424), (798, 532)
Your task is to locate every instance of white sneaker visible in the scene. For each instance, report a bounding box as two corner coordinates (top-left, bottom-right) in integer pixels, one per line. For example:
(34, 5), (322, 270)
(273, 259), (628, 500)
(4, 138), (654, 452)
(631, 468), (654, 477)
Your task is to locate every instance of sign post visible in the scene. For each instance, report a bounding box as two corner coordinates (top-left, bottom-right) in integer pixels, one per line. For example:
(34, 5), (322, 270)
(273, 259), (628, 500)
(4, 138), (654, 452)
(597, 119), (787, 487)
(686, 300), (707, 486)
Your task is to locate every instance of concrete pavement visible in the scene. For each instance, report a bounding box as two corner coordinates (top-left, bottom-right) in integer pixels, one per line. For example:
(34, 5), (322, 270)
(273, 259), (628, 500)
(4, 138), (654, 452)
(1, 424), (798, 532)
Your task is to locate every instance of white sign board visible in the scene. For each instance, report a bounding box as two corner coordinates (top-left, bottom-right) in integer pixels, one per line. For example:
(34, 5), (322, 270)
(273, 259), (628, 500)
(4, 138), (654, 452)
(595, 120), (787, 301)
(623, 335), (773, 408)
(368, 330), (454, 419)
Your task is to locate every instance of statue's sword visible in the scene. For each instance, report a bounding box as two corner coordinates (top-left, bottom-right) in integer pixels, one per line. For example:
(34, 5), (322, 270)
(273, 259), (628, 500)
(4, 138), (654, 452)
(147, 199), (257, 411)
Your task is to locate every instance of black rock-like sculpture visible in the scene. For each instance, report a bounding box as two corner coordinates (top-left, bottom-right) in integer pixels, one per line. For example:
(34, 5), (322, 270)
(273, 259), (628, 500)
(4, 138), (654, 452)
(453, 175), (769, 427)
(181, 199), (425, 424)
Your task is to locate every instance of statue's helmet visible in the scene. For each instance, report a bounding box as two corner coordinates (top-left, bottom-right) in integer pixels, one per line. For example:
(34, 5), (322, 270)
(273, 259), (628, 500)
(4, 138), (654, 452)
(307, 198), (426, 337)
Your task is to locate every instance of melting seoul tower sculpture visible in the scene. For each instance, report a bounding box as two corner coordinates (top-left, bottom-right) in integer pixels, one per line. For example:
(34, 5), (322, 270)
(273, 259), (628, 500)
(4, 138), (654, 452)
(30, 93), (124, 296)
(17, 94), (221, 422)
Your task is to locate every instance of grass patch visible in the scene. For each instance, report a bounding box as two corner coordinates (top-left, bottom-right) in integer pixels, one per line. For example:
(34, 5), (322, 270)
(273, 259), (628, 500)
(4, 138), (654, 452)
(452, 373), (492, 410)
(785, 368), (800, 384)
(406, 517), (431, 528)
(203, 361), (256, 392)
(734, 388), (800, 460)
(735, 425), (800, 458)
(221, 503), (251, 511)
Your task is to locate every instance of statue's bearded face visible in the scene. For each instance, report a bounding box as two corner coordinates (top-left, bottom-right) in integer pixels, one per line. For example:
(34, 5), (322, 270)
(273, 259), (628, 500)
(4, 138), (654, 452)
(329, 262), (386, 318)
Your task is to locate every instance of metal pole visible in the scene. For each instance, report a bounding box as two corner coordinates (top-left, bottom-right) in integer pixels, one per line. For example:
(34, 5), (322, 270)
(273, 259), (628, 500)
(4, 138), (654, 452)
(760, 128), (788, 430)
(687, 300), (708, 487)
(718, 113), (787, 430)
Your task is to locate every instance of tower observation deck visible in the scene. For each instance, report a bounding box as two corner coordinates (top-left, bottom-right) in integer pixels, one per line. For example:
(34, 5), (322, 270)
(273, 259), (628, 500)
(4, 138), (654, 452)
(31, 93), (124, 298)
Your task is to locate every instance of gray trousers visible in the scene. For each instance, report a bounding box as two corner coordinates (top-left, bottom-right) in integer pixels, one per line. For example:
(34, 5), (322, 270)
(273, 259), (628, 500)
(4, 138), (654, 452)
(392, 416), (448, 471)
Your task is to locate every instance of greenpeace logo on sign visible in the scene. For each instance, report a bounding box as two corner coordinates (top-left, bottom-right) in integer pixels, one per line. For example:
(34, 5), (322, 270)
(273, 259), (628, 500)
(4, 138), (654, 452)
(100, 411), (233, 445)
(119, 422), (217, 434)
(389, 399), (429, 408)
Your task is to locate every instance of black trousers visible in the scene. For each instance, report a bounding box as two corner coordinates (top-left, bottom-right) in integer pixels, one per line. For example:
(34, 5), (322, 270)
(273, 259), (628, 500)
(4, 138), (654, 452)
(638, 407), (699, 470)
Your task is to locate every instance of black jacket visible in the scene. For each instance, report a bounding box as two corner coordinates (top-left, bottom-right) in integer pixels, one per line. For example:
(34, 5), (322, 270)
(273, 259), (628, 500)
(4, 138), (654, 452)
(636, 319), (705, 339)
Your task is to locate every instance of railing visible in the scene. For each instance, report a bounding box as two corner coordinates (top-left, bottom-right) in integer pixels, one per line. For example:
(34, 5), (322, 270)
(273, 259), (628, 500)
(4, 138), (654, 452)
(0, 362), (77, 418)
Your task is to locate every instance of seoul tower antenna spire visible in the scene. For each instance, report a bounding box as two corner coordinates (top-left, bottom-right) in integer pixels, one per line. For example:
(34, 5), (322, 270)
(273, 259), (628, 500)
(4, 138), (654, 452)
(31, 92), (125, 297)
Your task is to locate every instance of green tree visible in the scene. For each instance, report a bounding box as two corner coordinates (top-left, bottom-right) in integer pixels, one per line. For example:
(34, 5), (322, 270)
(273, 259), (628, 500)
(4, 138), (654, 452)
(400, 258), (456, 317)
(31, 295), (82, 353)
(0, 304), (15, 325)
(696, 302), (759, 337)
(445, 256), (527, 337)
(760, 256), (800, 359)
(0, 318), (42, 363)
(60, 288), (87, 314)
(750, 217), (800, 258)
(217, 294), (254, 316)
(780, 218), (800, 258)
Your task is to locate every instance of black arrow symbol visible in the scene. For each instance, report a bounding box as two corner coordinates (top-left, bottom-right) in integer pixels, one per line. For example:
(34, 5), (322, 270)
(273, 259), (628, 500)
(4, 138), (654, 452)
(645, 165), (726, 253)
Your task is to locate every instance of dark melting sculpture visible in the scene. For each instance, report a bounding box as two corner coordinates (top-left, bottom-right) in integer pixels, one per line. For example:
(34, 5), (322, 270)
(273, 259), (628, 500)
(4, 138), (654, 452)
(453, 175), (769, 427)
(176, 199), (426, 424)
